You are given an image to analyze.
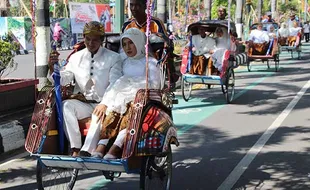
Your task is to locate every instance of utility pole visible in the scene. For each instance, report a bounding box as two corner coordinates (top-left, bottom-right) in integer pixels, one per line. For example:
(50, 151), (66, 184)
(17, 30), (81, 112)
(204, 0), (211, 20)
(157, 0), (166, 23)
(36, 0), (50, 89)
(235, 0), (243, 39)
(114, 0), (124, 33)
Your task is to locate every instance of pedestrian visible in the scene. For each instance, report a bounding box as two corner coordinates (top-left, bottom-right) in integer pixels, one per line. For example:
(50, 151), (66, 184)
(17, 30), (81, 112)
(53, 22), (67, 50)
(48, 21), (123, 157)
(217, 6), (227, 20)
(303, 21), (309, 42)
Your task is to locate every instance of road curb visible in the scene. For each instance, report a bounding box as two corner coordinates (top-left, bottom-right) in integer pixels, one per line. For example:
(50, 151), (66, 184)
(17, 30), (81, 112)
(0, 111), (32, 155)
(16, 50), (29, 55)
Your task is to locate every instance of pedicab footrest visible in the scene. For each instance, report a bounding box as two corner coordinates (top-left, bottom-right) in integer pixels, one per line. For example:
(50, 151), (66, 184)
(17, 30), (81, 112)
(37, 154), (127, 172)
(248, 55), (274, 59)
(183, 74), (221, 84)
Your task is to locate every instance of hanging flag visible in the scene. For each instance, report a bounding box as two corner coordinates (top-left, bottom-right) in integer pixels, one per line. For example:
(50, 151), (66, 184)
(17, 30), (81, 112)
(49, 0), (56, 12)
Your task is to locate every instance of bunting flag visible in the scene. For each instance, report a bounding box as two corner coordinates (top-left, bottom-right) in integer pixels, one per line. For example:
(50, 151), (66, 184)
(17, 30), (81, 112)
(49, 0), (56, 12)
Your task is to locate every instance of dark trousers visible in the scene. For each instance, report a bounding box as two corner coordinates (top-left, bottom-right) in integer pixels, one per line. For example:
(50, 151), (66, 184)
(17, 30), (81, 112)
(305, 33), (309, 42)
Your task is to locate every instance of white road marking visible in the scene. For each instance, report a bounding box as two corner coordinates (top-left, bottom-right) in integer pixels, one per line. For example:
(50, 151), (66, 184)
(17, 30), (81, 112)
(218, 79), (310, 190)
(0, 152), (29, 168)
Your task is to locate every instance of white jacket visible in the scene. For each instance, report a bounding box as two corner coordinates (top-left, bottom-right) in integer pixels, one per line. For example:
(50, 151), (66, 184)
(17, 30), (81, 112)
(192, 34), (216, 58)
(248, 30), (270, 43)
(58, 46), (122, 103)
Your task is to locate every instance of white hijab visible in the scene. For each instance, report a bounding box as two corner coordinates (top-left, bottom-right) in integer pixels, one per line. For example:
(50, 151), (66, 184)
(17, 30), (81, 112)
(215, 27), (230, 49)
(279, 23), (289, 37)
(121, 28), (146, 59)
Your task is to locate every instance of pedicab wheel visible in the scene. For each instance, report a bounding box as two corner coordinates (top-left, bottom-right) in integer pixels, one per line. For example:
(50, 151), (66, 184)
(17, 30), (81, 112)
(181, 76), (192, 101)
(274, 54), (279, 72)
(36, 160), (78, 190)
(221, 68), (235, 104)
(140, 145), (172, 190)
(291, 50), (294, 58)
(208, 84), (212, 89)
(247, 60), (251, 72)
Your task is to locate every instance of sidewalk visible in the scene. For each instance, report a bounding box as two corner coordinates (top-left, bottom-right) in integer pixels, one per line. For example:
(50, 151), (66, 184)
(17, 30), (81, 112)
(0, 107), (33, 156)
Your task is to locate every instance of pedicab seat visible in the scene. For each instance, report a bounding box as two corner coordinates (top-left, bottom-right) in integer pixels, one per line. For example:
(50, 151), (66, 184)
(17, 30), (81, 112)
(248, 38), (278, 59)
(78, 117), (92, 136)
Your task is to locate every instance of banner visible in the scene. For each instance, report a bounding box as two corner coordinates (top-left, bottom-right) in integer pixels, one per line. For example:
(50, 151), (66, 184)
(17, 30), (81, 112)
(0, 17), (7, 37)
(7, 17), (26, 50)
(96, 4), (112, 33)
(69, 2), (111, 33)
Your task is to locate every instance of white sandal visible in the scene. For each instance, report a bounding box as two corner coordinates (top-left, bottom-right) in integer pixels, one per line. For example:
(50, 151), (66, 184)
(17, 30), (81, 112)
(103, 153), (117, 160)
(91, 152), (103, 158)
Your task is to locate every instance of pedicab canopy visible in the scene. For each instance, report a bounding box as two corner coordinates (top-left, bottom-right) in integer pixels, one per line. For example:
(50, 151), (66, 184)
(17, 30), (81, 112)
(250, 22), (279, 31)
(187, 20), (237, 35)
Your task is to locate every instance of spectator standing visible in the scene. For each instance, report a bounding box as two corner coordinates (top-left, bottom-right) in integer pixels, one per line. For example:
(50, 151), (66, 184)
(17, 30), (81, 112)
(303, 21), (310, 42)
(217, 6), (227, 20)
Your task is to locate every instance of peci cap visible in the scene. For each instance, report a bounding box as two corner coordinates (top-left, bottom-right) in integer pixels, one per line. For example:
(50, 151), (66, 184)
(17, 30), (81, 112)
(83, 21), (105, 36)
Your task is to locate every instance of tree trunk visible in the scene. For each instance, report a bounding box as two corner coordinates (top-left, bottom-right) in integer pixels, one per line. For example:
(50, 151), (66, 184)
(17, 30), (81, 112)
(204, 0), (211, 20)
(235, 0), (243, 38)
(172, 0), (175, 20)
(157, 0), (166, 23)
(271, 0), (276, 19)
(257, 0), (262, 22)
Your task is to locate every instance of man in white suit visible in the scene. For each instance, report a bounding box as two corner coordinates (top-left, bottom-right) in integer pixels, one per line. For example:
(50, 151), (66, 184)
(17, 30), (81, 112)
(49, 21), (122, 156)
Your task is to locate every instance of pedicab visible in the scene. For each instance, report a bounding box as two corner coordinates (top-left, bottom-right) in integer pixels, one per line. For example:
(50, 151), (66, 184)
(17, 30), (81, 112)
(246, 22), (280, 72)
(25, 29), (179, 190)
(279, 26), (302, 60)
(180, 20), (246, 103)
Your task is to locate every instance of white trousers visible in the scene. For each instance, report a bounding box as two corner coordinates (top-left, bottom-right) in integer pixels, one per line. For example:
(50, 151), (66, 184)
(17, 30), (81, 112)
(62, 99), (98, 152)
(81, 114), (102, 153)
(114, 129), (127, 148)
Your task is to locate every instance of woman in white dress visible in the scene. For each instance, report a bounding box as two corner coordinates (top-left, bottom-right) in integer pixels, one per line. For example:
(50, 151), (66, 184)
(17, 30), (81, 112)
(288, 21), (302, 46)
(279, 23), (289, 38)
(92, 28), (161, 159)
(278, 23), (289, 45)
(212, 27), (235, 72)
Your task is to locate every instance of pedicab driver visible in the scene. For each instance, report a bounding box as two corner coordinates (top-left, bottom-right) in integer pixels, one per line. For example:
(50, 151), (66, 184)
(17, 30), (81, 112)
(48, 21), (122, 157)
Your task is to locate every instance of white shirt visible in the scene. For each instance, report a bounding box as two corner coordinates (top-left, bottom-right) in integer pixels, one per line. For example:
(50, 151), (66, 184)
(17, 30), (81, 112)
(192, 34), (216, 58)
(289, 27), (302, 36)
(52, 47), (122, 103)
(279, 28), (290, 37)
(248, 29), (270, 43)
(303, 24), (309, 33)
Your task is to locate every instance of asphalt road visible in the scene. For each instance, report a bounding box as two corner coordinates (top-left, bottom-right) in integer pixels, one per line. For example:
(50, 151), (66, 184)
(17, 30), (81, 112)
(1, 45), (310, 190)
